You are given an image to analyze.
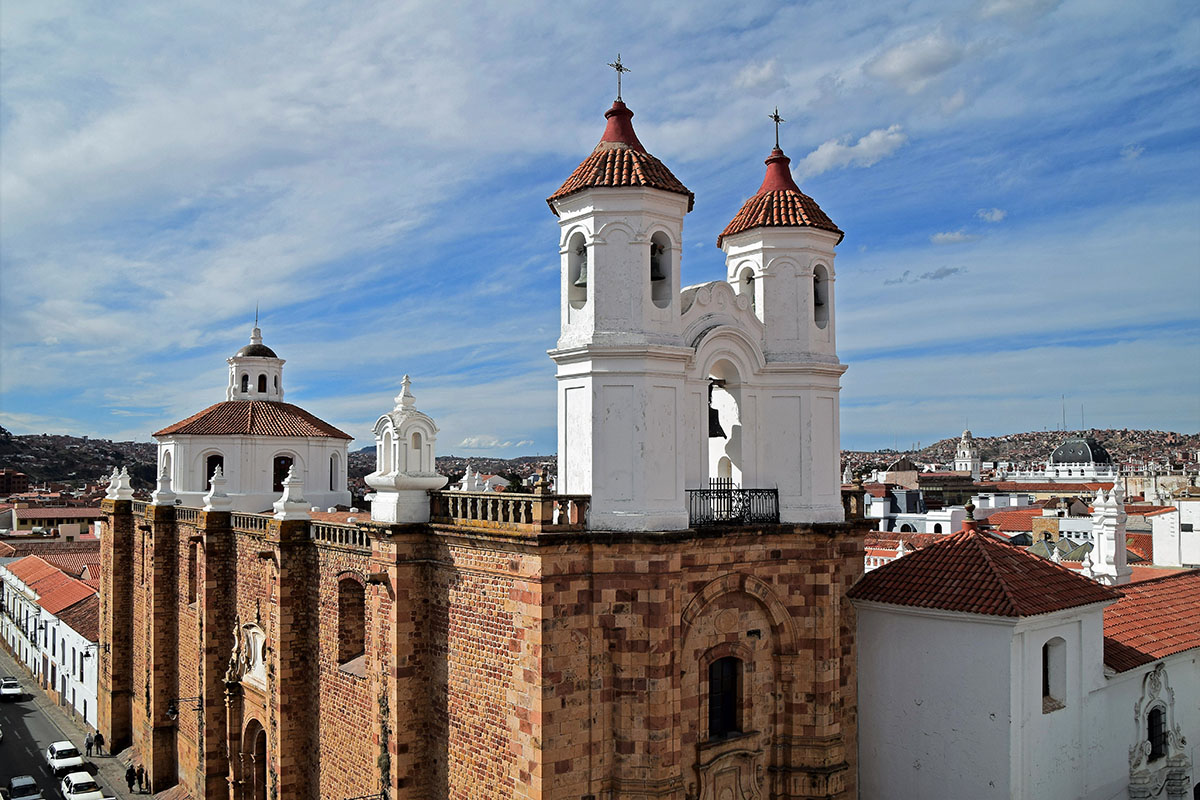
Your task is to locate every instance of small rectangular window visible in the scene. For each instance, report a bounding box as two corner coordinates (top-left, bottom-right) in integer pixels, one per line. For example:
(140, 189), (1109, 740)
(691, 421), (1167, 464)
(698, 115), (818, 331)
(1148, 708), (1166, 761)
(708, 656), (741, 738)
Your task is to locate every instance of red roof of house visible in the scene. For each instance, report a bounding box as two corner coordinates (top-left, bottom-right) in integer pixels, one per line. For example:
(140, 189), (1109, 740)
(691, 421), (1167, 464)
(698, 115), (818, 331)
(55, 594), (99, 642)
(40, 551), (96, 578)
(990, 481), (1114, 493)
(1103, 571), (1200, 672)
(717, 148), (842, 247)
(983, 508), (1044, 532)
(849, 527), (1121, 617)
(3, 555), (97, 614)
(1141, 507), (1178, 518)
(1125, 533), (1154, 562)
(1124, 505), (1174, 516)
(547, 101), (693, 213)
(14, 507), (105, 520)
(154, 401), (351, 439)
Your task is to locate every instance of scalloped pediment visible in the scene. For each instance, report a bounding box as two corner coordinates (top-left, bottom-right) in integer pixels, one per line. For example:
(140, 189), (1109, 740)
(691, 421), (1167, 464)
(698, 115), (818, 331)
(681, 281), (764, 351)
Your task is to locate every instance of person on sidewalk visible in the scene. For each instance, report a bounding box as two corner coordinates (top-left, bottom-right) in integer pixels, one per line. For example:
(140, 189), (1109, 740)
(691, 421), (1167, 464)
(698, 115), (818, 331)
(85, 731), (94, 756)
(94, 731), (105, 755)
(136, 765), (145, 793)
(125, 765), (136, 793)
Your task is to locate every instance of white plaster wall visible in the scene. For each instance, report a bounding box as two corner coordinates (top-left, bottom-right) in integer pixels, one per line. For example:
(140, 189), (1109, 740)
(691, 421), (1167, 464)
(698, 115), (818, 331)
(1010, 607), (1109, 800)
(45, 614), (98, 729)
(856, 602), (1016, 799)
(1082, 652), (1200, 800)
(1151, 512), (1182, 566)
(160, 433), (350, 512)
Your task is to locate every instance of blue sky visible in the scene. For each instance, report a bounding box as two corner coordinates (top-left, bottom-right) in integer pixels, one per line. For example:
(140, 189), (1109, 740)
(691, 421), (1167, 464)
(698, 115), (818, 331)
(1, 0), (1197, 455)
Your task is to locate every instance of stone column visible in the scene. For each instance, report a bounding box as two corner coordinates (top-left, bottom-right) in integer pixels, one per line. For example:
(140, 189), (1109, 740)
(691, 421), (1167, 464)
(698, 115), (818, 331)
(199, 509), (234, 799)
(145, 503), (180, 793)
(99, 498), (135, 750)
(267, 517), (318, 800)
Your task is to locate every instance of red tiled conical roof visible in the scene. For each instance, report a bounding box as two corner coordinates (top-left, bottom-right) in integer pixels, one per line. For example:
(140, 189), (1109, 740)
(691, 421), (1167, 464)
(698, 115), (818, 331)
(848, 527), (1121, 617)
(153, 401), (351, 439)
(717, 148), (842, 247)
(547, 101), (693, 214)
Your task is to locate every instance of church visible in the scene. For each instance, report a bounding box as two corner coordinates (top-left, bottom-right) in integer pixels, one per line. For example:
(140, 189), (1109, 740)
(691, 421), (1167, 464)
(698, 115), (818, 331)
(97, 78), (870, 800)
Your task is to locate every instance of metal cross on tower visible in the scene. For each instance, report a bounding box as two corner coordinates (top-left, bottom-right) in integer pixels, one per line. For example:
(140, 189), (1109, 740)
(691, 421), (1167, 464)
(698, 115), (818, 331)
(770, 107), (785, 149)
(608, 54), (630, 101)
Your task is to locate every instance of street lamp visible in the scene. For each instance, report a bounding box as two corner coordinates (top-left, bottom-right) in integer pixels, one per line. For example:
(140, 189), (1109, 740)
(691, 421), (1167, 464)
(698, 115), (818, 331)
(166, 696), (202, 720)
(81, 643), (108, 659)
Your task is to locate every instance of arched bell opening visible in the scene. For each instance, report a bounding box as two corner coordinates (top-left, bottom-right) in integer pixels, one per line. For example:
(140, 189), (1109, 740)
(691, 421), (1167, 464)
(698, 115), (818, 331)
(813, 263), (830, 330)
(380, 428), (394, 474)
(408, 430), (424, 473)
(736, 266), (757, 315)
(706, 359), (743, 488)
(567, 231), (588, 311)
(650, 231), (672, 309)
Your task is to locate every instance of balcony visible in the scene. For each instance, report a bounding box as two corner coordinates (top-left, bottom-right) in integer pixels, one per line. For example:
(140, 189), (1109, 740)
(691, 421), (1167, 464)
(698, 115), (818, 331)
(687, 481), (779, 527)
(430, 490), (589, 533)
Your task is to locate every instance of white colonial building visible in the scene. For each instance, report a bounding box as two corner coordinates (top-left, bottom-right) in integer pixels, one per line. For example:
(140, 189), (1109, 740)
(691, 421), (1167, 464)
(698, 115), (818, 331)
(851, 514), (1198, 800)
(1005, 434), (1122, 483)
(547, 99), (845, 530)
(954, 428), (982, 480)
(152, 325), (352, 512)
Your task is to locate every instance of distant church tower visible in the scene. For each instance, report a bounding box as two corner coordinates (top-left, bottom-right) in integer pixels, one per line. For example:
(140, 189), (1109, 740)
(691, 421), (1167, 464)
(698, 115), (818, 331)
(954, 429), (981, 480)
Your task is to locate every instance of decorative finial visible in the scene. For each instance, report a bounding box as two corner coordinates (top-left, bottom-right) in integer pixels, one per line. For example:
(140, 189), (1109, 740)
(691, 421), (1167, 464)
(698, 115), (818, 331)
(255, 303), (259, 328)
(769, 107), (785, 149)
(964, 502), (975, 521)
(608, 54), (630, 101)
(395, 374), (416, 410)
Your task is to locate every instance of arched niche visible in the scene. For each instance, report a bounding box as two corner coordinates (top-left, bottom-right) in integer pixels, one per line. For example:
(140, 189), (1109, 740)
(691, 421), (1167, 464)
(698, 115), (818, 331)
(813, 263), (830, 329)
(567, 230), (588, 311)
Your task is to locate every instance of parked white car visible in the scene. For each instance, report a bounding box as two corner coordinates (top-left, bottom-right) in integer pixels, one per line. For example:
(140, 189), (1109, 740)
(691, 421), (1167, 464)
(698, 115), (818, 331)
(45, 741), (85, 776)
(0, 675), (22, 700)
(59, 772), (104, 800)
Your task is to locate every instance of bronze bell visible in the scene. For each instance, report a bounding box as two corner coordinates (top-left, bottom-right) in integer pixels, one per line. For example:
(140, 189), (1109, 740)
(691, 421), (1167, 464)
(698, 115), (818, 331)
(707, 380), (727, 439)
(649, 242), (666, 282)
(573, 245), (588, 288)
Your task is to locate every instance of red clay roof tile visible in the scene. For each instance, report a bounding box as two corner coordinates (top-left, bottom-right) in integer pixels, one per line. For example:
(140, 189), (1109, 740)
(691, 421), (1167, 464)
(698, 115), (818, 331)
(717, 148), (842, 247)
(1103, 570), (1200, 672)
(547, 101), (693, 213)
(154, 401), (351, 439)
(848, 527), (1120, 617)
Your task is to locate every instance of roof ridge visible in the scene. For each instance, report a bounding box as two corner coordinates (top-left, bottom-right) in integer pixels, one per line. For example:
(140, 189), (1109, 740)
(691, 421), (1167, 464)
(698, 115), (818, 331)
(1123, 568), (1200, 588)
(966, 532), (1021, 616)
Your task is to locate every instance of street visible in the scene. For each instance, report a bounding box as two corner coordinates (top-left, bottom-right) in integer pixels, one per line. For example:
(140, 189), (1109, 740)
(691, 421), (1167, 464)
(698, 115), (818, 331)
(0, 644), (122, 799)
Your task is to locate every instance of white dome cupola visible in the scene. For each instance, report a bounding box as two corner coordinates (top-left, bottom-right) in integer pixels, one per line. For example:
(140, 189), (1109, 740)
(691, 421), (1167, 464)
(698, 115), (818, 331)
(226, 325), (286, 402)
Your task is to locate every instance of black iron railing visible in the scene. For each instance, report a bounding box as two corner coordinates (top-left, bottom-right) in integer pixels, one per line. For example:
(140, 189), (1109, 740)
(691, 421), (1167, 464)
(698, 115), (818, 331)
(687, 480), (779, 526)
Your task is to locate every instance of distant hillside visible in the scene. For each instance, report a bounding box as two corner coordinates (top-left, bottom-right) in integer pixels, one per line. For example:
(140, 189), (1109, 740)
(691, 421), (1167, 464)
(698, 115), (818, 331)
(842, 428), (1199, 476)
(0, 426), (157, 487)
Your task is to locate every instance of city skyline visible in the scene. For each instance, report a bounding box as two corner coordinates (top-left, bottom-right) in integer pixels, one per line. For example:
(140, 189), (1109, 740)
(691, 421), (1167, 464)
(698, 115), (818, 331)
(2, 0), (1197, 454)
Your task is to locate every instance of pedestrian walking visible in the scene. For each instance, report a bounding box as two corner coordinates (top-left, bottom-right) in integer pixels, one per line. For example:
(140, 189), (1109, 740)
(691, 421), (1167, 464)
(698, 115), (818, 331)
(125, 764), (136, 793)
(94, 731), (105, 755)
(85, 731), (94, 756)
(136, 764), (145, 793)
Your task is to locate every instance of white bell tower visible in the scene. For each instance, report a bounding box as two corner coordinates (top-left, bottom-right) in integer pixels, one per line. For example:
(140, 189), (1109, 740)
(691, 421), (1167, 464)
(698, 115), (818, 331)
(226, 324), (285, 402)
(548, 92), (694, 531)
(954, 429), (981, 480)
(715, 139), (847, 523)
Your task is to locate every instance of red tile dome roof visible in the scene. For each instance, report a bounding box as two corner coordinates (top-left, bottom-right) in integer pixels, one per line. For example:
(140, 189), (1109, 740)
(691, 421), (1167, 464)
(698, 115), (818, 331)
(547, 101), (693, 213)
(717, 148), (842, 247)
(153, 401), (351, 439)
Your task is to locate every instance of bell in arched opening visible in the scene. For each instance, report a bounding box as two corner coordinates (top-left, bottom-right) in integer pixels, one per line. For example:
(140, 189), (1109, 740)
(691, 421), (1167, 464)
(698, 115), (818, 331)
(573, 244), (589, 288)
(649, 241), (667, 282)
(707, 380), (727, 439)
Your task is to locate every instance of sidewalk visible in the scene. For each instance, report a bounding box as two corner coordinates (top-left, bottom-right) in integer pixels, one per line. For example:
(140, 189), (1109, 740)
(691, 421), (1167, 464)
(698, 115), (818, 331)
(0, 644), (140, 800)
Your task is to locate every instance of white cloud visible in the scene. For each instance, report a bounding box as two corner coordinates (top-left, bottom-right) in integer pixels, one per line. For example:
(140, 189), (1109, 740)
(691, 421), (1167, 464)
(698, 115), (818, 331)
(930, 230), (979, 244)
(794, 125), (907, 179)
(865, 31), (963, 93)
(976, 208), (1007, 222)
(458, 435), (535, 450)
(1121, 144), (1145, 160)
(733, 59), (789, 96)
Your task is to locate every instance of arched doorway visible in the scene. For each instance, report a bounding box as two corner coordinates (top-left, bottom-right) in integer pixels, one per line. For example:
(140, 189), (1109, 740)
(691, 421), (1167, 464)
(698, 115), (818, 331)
(241, 719), (267, 800)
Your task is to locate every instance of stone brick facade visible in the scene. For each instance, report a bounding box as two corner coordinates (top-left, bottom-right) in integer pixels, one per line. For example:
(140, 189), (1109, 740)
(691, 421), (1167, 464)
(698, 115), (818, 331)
(99, 501), (867, 799)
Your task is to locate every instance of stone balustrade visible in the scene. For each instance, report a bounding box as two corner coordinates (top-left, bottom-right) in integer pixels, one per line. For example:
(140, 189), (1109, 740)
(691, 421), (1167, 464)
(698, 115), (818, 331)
(232, 513), (269, 533)
(176, 507), (200, 523)
(430, 490), (589, 533)
(312, 522), (371, 551)
(132, 500), (148, 515)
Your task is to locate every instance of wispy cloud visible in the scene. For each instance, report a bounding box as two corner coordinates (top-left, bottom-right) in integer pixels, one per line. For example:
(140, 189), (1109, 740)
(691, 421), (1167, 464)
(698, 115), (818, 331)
(1121, 143), (1145, 160)
(795, 125), (907, 179)
(865, 30), (963, 93)
(930, 230), (979, 244)
(733, 59), (788, 96)
(976, 208), (1007, 223)
(884, 266), (967, 285)
(458, 436), (536, 450)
